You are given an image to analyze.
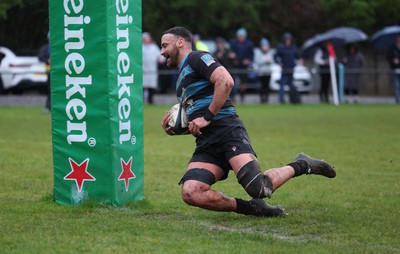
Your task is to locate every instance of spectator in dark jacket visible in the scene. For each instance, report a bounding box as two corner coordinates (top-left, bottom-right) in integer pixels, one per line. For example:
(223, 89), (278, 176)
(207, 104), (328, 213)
(274, 32), (302, 103)
(38, 32), (51, 112)
(342, 44), (364, 104)
(386, 34), (400, 104)
(229, 28), (254, 102)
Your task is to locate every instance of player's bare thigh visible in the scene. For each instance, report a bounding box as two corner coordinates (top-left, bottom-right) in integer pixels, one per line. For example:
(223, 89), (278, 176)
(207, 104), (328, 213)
(186, 161), (225, 181)
(229, 153), (257, 174)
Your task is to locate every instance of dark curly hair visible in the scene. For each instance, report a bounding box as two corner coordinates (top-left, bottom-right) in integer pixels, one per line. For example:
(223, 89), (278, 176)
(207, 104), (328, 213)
(162, 27), (192, 43)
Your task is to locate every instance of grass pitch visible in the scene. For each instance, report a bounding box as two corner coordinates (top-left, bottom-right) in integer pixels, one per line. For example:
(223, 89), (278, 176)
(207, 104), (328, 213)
(0, 104), (399, 253)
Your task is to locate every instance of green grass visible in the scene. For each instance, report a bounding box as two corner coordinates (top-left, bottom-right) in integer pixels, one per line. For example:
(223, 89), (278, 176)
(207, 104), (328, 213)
(0, 104), (399, 254)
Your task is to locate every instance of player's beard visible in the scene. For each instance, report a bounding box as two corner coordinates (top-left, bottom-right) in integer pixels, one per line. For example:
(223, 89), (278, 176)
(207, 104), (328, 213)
(166, 46), (179, 67)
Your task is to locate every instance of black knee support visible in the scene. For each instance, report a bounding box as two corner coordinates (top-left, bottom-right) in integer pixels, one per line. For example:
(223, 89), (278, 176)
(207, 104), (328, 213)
(178, 168), (216, 186)
(236, 160), (273, 198)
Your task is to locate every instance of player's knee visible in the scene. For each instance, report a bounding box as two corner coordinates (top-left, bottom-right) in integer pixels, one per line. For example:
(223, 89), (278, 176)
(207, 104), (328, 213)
(179, 168), (215, 206)
(181, 181), (207, 207)
(236, 160), (273, 198)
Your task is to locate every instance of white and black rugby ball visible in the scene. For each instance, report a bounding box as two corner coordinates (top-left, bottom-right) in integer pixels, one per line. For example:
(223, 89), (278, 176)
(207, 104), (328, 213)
(168, 103), (189, 135)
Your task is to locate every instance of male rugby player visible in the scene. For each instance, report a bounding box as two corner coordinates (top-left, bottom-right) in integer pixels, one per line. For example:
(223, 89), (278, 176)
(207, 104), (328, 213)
(160, 27), (336, 217)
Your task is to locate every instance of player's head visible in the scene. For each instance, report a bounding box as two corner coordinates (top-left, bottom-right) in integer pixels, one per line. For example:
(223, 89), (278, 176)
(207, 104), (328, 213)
(161, 27), (193, 67)
(162, 27), (192, 44)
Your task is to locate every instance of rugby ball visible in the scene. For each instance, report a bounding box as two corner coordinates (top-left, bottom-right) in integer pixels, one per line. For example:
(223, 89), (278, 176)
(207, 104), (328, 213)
(168, 103), (189, 135)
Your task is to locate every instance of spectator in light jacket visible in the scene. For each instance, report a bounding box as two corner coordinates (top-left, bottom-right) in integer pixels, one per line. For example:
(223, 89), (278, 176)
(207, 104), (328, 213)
(254, 38), (274, 103)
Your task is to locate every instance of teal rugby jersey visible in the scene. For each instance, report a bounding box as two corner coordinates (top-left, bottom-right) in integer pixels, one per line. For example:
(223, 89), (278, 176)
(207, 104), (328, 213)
(176, 51), (236, 121)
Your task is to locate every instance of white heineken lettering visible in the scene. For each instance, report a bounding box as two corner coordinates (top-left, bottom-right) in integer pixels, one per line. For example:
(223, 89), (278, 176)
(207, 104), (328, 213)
(117, 29), (130, 52)
(64, 0), (83, 14)
(65, 75), (92, 99)
(118, 74), (133, 98)
(66, 98), (87, 144)
(67, 121), (87, 143)
(66, 98), (87, 120)
(63, 0), (92, 144)
(65, 52), (85, 74)
(64, 15), (89, 26)
(116, 0), (129, 13)
(117, 51), (130, 73)
(64, 16), (91, 52)
(118, 98), (131, 143)
(116, 0), (134, 144)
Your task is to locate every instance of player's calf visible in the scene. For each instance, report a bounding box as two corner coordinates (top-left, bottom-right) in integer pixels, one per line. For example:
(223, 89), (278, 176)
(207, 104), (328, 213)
(236, 160), (273, 198)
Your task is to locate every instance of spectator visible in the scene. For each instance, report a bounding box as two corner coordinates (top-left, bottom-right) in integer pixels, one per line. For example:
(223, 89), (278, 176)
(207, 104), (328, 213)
(274, 32), (302, 104)
(314, 42), (333, 103)
(142, 32), (163, 104)
(342, 44), (364, 104)
(386, 34), (400, 104)
(230, 28), (254, 102)
(38, 32), (51, 113)
(254, 38), (274, 103)
(214, 37), (235, 73)
(193, 34), (209, 52)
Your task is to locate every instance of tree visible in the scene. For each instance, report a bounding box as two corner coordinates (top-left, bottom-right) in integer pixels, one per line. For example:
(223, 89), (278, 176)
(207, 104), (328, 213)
(0, 0), (48, 54)
(143, 0), (263, 42)
(1, 0), (400, 53)
(0, 0), (23, 20)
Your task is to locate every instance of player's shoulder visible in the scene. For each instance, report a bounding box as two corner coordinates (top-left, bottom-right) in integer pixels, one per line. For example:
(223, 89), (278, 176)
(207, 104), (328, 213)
(189, 51), (217, 67)
(189, 50), (213, 59)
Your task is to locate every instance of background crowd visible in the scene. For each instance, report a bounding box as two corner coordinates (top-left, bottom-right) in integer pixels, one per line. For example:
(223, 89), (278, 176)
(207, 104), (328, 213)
(142, 27), (400, 105)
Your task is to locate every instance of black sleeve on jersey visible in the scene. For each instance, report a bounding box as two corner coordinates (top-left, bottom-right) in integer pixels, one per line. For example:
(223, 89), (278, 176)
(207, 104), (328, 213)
(188, 51), (222, 81)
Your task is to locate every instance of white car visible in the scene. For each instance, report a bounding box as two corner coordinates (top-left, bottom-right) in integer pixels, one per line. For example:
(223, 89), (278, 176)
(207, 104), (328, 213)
(0, 46), (48, 94)
(269, 63), (313, 93)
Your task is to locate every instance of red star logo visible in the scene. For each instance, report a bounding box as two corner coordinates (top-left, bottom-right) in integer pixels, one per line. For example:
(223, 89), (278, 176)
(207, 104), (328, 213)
(118, 156), (136, 191)
(64, 158), (96, 192)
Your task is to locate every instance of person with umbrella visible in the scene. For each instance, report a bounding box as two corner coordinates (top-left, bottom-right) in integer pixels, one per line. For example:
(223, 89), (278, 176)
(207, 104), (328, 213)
(314, 41), (336, 103)
(341, 43), (365, 104)
(303, 27), (368, 105)
(386, 35), (400, 104)
(371, 26), (400, 104)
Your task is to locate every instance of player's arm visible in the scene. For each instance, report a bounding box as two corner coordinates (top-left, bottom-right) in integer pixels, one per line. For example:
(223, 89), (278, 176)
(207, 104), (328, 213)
(188, 66), (234, 136)
(207, 66), (234, 116)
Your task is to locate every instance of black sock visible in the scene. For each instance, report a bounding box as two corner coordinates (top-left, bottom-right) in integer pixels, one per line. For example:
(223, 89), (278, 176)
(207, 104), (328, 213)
(287, 160), (309, 177)
(235, 198), (257, 216)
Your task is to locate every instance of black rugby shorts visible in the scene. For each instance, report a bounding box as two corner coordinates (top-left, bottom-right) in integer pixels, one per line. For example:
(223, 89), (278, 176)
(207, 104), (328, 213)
(189, 116), (256, 180)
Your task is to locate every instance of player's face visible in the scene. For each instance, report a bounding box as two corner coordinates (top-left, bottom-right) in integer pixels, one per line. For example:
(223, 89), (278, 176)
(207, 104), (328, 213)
(161, 34), (180, 67)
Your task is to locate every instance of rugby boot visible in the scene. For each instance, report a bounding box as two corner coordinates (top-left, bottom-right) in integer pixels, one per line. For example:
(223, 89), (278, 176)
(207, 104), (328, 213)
(295, 153), (336, 178)
(249, 198), (287, 217)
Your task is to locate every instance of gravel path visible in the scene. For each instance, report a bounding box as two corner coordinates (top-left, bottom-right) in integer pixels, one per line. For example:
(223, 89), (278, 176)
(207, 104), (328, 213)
(0, 94), (395, 106)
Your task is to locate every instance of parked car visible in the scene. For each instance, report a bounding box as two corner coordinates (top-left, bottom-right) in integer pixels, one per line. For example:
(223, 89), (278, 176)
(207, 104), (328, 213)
(0, 46), (48, 94)
(269, 63), (313, 93)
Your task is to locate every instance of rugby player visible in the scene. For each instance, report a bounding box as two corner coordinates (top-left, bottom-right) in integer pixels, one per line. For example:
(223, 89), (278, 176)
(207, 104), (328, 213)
(160, 27), (336, 217)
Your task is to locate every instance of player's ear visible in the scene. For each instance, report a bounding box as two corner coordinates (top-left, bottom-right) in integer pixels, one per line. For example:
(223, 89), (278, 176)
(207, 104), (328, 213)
(176, 37), (184, 48)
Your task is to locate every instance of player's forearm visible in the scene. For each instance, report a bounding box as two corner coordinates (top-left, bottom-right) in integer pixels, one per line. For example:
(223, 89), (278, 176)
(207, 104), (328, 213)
(209, 69), (234, 115)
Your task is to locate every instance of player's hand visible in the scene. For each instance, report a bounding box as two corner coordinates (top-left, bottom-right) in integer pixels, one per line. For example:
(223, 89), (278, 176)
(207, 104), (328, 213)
(188, 117), (210, 136)
(161, 111), (174, 135)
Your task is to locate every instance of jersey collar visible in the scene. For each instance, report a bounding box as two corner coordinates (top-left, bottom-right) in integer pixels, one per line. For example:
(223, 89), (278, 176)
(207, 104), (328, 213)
(179, 52), (191, 72)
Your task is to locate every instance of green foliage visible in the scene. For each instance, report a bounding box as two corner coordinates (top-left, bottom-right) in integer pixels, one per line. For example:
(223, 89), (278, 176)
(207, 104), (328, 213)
(143, 0), (263, 41)
(321, 0), (375, 33)
(1, 105), (400, 253)
(369, 0), (400, 31)
(0, 0), (23, 19)
(1, 0), (400, 50)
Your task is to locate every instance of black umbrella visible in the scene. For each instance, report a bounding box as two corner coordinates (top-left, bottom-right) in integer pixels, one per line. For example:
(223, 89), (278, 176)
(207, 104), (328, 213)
(371, 25), (400, 50)
(302, 26), (368, 56)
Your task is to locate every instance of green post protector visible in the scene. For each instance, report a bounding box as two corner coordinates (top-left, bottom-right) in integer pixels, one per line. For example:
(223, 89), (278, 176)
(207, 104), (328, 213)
(50, 0), (144, 206)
